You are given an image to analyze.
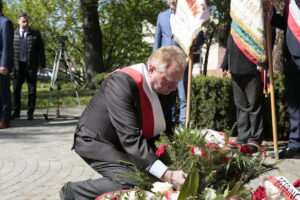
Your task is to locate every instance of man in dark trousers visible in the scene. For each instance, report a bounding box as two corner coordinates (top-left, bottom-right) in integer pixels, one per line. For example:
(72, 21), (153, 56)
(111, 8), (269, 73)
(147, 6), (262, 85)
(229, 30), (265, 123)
(12, 13), (46, 120)
(271, 0), (300, 158)
(0, 1), (14, 129)
(60, 46), (187, 200)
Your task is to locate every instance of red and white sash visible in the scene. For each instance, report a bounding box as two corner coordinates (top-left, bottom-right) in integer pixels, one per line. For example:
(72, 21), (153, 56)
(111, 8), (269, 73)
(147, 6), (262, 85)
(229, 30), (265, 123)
(286, 0), (300, 43)
(118, 64), (166, 140)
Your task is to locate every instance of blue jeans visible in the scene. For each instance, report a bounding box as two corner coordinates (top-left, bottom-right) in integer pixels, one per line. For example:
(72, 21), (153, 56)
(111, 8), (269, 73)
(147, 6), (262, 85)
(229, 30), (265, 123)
(172, 68), (188, 126)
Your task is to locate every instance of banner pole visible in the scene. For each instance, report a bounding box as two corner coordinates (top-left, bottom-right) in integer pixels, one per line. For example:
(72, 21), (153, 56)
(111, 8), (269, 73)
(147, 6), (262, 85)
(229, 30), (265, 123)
(185, 54), (193, 128)
(265, 14), (279, 159)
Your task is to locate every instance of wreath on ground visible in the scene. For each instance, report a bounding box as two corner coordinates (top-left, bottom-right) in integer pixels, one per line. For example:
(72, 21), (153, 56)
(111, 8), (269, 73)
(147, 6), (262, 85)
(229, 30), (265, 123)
(97, 128), (280, 200)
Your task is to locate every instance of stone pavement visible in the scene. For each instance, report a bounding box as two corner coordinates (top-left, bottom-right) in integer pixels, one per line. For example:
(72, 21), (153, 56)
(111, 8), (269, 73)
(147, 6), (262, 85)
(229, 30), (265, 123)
(0, 107), (99, 200)
(0, 106), (299, 200)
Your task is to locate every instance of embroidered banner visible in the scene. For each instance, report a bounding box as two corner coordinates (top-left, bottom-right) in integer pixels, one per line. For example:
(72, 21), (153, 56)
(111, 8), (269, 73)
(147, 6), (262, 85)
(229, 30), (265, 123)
(171, 0), (210, 55)
(230, 0), (267, 64)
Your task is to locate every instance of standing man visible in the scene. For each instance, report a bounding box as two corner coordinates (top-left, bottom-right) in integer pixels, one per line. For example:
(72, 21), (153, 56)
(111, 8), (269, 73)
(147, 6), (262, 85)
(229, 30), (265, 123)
(153, 0), (204, 128)
(220, 1), (273, 152)
(12, 13), (46, 120)
(60, 46), (187, 200)
(0, 1), (14, 129)
(272, 0), (300, 158)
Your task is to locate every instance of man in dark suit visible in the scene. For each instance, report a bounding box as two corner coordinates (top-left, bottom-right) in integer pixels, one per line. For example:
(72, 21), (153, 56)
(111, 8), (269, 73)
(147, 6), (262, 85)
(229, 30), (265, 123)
(0, 1), (14, 129)
(59, 46), (188, 200)
(271, 0), (300, 158)
(153, 0), (204, 128)
(12, 13), (46, 120)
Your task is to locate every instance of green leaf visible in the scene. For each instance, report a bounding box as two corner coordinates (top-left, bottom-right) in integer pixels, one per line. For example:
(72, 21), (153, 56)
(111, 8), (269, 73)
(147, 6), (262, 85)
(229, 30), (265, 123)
(178, 167), (200, 200)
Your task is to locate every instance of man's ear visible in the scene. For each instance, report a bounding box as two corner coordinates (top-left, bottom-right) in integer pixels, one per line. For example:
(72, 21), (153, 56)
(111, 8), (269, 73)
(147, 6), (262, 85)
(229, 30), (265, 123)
(148, 64), (156, 74)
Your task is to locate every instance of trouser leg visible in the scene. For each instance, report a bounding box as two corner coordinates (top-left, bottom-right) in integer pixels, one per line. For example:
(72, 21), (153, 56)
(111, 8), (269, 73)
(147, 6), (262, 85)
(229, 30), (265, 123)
(0, 74), (11, 122)
(232, 73), (264, 143)
(62, 159), (138, 200)
(285, 58), (300, 149)
(27, 69), (37, 114)
(13, 68), (25, 115)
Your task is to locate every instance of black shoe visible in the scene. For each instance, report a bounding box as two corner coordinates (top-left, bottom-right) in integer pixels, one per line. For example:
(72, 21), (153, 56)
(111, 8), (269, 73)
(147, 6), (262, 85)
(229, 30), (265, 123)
(11, 112), (20, 120)
(59, 182), (73, 200)
(27, 113), (34, 120)
(279, 148), (300, 159)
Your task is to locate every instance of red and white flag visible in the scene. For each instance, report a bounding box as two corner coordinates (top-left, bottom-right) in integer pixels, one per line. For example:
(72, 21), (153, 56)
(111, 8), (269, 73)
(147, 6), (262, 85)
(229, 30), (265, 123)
(172, 0), (210, 55)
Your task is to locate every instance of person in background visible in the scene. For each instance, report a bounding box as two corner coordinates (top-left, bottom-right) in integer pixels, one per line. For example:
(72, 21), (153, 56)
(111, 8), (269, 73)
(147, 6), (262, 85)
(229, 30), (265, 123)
(0, 0), (14, 129)
(59, 46), (188, 200)
(220, 3), (274, 152)
(271, 0), (300, 158)
(153, 0), (204, 128)
(11, 13), (46, 120)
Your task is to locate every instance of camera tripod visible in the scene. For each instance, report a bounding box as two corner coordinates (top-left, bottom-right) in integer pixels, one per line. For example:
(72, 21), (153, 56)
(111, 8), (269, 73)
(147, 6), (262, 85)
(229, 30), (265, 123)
(43, 36), (81, 120)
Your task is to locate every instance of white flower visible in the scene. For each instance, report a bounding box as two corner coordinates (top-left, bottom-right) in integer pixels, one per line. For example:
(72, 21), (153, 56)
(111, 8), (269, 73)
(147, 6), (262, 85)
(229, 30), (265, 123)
(151, 182), (173, 195)
(204, 188), (217, 200)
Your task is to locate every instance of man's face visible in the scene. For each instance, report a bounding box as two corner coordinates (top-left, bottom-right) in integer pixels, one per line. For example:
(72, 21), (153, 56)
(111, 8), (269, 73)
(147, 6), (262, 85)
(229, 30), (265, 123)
(18, 17), (29, 30)
(168, 0), (177, 12)
(148, 62), (184, 95)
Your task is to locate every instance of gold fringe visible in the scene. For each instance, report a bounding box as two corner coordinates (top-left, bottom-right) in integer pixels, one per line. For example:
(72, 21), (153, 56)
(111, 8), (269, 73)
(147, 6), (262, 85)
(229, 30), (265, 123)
(230, 11), (265, 50)
(231, 29), (267, 63)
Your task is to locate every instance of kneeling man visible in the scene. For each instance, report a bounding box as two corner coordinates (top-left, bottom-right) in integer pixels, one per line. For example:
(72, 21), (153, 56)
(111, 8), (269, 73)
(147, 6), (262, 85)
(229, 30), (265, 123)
(60, 46), (188, 200)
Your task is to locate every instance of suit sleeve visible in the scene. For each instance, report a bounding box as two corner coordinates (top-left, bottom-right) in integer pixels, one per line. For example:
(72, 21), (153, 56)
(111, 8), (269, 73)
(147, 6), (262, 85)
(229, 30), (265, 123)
(1, 20), (13, 69)
(36, 31), (46, 69)
(153, 14), (162, 51)
(220, 35), (230, 71)
(104, 73), (159, 169)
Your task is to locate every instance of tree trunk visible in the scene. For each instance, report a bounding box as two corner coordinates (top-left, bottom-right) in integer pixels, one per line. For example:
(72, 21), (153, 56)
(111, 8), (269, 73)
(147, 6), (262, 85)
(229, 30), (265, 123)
(203, 32), (214, 76)
(80, 0), (104, 89)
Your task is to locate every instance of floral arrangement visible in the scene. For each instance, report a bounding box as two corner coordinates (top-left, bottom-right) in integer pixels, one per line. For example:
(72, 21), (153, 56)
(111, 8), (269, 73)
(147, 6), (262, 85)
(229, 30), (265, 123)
(97, 128), (278, 200)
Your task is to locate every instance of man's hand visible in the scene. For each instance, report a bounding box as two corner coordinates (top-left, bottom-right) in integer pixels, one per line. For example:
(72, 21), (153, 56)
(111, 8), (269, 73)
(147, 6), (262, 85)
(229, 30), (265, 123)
(256, 66), (263, 72)
(0, 67), (8, 75)
(162, 170), (187, 189)
(221, 68), (228, 77)
(40, 68), (46, 74)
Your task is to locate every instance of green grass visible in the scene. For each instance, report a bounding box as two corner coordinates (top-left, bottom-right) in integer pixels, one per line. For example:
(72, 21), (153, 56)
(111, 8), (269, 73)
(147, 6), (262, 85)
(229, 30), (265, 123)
(13, 81), (95, 109)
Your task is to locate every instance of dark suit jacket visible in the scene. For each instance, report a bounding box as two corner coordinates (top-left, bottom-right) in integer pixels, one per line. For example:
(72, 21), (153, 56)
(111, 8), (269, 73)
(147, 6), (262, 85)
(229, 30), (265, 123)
(0, 14), (13, 71)
(73, 69), (175, 170)
(272, 2), (300, 68)
(13, 27), (46, 71)
(221, 34), (259, 75)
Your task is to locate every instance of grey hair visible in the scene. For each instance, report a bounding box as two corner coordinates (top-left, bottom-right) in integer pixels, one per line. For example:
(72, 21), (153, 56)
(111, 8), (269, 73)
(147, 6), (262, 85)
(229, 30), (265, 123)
(147, 46), (187, 72)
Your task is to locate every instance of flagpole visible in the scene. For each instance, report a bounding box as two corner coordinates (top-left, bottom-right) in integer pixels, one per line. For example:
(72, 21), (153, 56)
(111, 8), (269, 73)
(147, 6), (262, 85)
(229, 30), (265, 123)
(185, 54), (193, 128)
(265, 13), (279, 159)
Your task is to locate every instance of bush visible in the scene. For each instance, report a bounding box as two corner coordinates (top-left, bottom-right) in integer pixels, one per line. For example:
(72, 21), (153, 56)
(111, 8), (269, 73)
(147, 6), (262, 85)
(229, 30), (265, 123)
(188, 75), (289, 139)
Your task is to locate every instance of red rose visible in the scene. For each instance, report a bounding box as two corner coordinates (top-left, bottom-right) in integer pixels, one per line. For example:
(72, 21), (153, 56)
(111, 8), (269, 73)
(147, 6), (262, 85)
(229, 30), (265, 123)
(252, 186), (267, 200)
(204, 143), (221, 151)
(293, 179), (300, 191)
(240, 144), (253, 155)
(156, 145), (167, 157)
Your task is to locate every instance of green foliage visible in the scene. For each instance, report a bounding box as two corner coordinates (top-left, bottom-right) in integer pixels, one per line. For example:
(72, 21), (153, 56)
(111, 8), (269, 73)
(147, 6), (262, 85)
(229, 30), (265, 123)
(129, 129), (276, 199)
(189, 75), (289, 139)
(190, 75), (236, 134)
(93, 72), (109, 88)
(99, 0), (166, 71)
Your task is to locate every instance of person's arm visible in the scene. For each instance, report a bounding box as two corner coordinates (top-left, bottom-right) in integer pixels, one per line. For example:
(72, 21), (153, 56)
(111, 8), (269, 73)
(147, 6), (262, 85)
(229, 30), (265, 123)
(36, 30), (46, 71)
(153, 14), (162, 51)
(0, 20), (13, 74)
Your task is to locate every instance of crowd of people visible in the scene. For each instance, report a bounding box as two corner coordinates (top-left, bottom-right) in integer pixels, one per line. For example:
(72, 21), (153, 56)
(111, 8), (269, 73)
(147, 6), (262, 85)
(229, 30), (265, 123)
(0, 1), (45, 129)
